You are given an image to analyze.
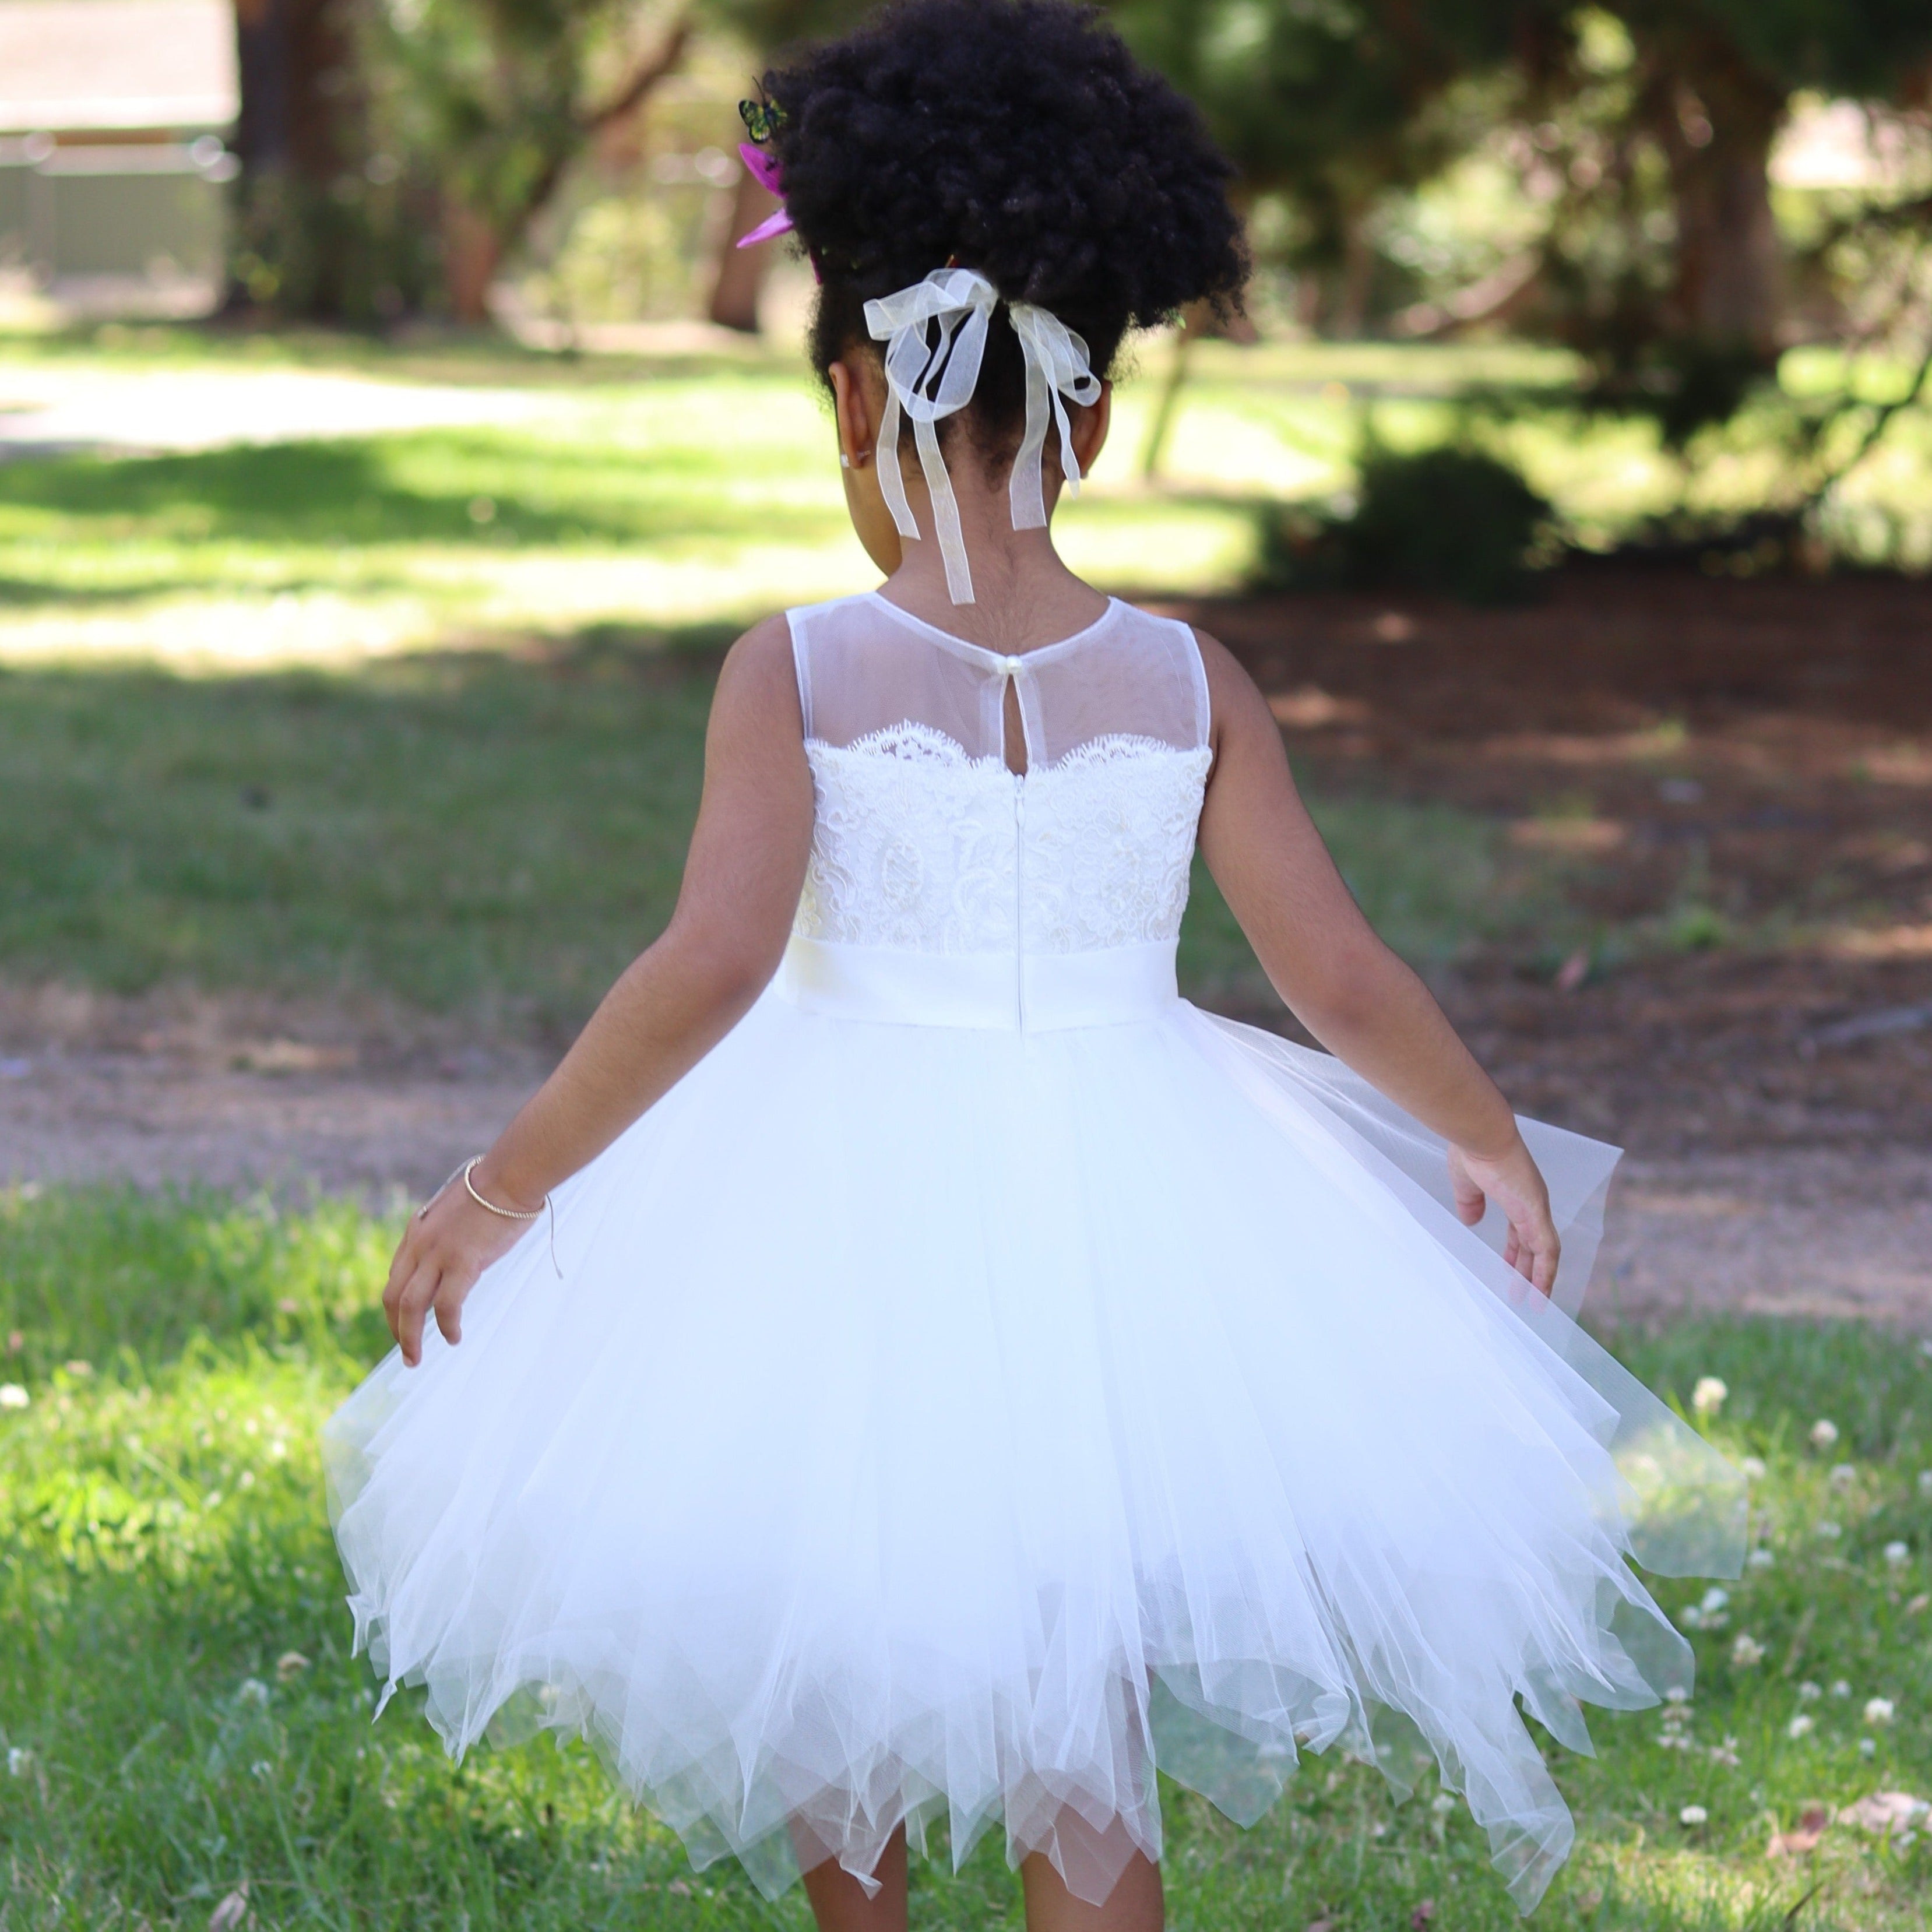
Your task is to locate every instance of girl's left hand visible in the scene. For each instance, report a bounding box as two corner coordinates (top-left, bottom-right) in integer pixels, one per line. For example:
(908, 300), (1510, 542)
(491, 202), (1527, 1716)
(383, 1174), (529, 1367)
(1446, 1135), (1561, 1297)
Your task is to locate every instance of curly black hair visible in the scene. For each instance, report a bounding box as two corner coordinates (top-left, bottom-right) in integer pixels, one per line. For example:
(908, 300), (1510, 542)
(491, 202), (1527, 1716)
(761, 0), (1246, 463)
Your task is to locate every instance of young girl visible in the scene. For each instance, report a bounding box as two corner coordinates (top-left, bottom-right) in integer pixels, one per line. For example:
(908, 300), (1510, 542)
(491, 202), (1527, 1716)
(325, 4), (1743, 1924)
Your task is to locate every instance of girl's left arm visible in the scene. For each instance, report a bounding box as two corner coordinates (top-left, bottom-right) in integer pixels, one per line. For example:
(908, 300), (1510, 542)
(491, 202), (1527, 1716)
(1192, 629), (1563, 1294)
(385, 616), (815, 1363)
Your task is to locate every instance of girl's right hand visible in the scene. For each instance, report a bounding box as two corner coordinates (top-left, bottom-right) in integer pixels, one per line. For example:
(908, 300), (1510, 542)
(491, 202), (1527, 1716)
(382, 1171), (530, 1367)
(1445, 1136), (1562, 1297)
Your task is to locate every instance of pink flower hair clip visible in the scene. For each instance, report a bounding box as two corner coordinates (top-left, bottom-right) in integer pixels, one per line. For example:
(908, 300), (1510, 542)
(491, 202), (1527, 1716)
(735, 98), (798, 255)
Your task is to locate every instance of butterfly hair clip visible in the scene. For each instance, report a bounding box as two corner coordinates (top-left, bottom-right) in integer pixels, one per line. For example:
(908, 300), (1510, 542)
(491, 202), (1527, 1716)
(734, 97), (796, 251)
(738, 98), (786, 145)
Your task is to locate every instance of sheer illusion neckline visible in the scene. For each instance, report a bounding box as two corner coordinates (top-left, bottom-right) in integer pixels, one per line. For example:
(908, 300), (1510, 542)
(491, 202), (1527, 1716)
(867, 590), (1120, 666)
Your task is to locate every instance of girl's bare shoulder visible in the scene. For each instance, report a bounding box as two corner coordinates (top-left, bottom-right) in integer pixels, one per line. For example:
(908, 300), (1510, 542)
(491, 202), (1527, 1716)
(710, 613), (805, 739)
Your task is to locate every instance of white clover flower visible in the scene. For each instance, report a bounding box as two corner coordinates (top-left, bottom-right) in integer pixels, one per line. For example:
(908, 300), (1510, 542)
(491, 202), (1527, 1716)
(1885, 1541), (1911, 1568)
(1665, 1685), (1692, 1704)
(1830, 1680), (1852, 1698)
(1431, 1793), (1456, 1817)
(1731, 1634), (1765, 1666)
(1817, 1520), (1842, 1540)
(1811, 1419), (1840, 1450)
(1829, 1463), (1857, 1490)
(1798, 1681), (1822, 1702)
(1863, 1697), (1895, 1727)
(1748, 1547), (1775, 1569)
(1680, 1805), (1708, 1826)
(1678, 1604), (1704, 1630)
(6, 1746), (30, 1776)
(1692, 1377), (1728, 1417)
(1741, 1455), (1767, 1480)
(237, 1678), (270, 1706)
(1860, 1737), (1877, 1758)
(1920, 1470), (1932, 1498)
(1701, 1586), (1730, 1614)
(0, 1384), (27, 1410)
(1710, 1736), (1741, 1768)
(1787, 1713), (1815, 1739)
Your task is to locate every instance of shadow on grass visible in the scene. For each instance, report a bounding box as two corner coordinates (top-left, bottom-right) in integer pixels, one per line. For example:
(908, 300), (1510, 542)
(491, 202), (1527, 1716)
(0, 636), (729, 1028)
(0, 433), (846, 551)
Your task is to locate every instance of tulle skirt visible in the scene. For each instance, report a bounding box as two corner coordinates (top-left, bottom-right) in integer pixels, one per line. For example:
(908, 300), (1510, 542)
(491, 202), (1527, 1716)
(322, 988), (1744, 1913)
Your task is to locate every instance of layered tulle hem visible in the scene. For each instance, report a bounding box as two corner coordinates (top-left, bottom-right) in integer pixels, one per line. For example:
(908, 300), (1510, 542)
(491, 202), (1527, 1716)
(323, 992), (1745, 1912)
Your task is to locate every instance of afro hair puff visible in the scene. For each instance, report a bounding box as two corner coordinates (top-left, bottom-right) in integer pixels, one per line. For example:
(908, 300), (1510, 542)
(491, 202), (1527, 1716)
(761, 0), (1247, 444)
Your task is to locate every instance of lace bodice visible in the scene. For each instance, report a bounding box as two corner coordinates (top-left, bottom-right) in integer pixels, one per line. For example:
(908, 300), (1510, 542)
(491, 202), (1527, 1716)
(789, 595), (1212, 958)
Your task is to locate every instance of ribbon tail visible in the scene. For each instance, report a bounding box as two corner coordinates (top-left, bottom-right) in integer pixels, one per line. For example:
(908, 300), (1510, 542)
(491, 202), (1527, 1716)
(875, 388), (920, 543)
(1010, 335), (1051, 530)
(914, 413), (975, 603)
(1051, 389), (1082, 501)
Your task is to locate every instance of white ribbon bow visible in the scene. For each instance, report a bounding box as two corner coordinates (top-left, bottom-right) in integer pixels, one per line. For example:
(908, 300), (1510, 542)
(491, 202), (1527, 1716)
(1008, 301), (1103, 533)
(864, 267), (1100, 605)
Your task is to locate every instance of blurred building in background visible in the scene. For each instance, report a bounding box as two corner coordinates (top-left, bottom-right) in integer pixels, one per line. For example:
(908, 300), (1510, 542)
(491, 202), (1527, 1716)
(0, 0), (237, 315)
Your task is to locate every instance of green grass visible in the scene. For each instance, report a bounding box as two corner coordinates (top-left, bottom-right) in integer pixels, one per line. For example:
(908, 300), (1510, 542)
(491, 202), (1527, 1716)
(2, 1187), (1929, 1929)
(5, 327), (1926, 672)
(0, 651), (1557, 1031)
(0, 649), (715, 1031)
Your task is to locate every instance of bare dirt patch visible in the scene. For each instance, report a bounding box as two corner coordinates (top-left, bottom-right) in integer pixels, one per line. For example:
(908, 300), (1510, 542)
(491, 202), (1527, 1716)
(0, 981), (545, 1202)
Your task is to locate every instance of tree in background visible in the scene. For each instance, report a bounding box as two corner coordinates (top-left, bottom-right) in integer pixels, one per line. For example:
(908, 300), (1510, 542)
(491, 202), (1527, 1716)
(229, 0), (692, 323)
(698, 0), (874, 326)
(228, 0), (442, 317)
(1544, 2), (1932, 435)
(1105, 0), (1535, 337)
(1108, 1), (1931, 444)
(373, 0), (692, 322)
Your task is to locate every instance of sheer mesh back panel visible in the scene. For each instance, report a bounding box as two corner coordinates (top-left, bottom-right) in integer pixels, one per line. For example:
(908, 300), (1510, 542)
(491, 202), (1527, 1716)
(790, 596), (1209, 768)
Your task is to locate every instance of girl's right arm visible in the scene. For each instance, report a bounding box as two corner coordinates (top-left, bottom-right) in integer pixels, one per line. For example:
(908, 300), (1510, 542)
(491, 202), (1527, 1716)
(385, 616), (815, 1364)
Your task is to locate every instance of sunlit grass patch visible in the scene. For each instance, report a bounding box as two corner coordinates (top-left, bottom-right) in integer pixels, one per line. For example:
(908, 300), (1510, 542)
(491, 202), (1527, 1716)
(6, 329), (1927, 673)
(3, 1191), (1930, 1927)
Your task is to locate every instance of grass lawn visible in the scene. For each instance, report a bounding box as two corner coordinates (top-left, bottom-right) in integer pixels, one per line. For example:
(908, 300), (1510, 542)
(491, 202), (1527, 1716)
(4, 326), (1928, 668)
(2, 325), (1928, 1926)
(2, 1187), (1929, 1930)
(0, 648), (1569, 1034)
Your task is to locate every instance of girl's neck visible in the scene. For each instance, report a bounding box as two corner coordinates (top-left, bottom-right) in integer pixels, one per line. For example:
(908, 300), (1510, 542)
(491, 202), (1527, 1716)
(878, 473), (1109, 653)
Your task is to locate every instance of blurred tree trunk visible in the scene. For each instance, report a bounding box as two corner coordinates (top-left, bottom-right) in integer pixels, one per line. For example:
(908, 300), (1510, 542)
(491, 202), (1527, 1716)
(228, 0), (360, 314)
(1656, 56), (1786, 360)
(707, 166), (783, 332)
(444, 199), (503, 326)
(1331, 214), (1377, 339)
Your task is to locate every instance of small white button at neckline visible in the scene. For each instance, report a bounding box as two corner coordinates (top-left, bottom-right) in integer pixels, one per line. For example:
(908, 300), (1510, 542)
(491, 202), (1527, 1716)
(1000, 655), (1024, 675)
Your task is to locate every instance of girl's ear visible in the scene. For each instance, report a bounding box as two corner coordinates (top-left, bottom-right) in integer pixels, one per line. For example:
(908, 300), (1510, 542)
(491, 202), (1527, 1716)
(828, 358), (878, 470)
(1070, 379), (1112, 477)
(827, 356), (905, 577)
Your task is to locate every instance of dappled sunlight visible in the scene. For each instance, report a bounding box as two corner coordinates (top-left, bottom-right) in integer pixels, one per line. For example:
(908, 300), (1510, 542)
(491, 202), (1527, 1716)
(8, 335), (1929, 673)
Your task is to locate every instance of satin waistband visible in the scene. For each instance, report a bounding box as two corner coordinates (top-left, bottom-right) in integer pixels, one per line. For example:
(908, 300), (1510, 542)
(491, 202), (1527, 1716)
(779, 934), (1180, 1032)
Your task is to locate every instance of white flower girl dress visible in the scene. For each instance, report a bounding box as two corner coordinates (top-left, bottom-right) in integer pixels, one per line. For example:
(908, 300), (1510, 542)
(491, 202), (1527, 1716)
(323, 590), (1743, 1913)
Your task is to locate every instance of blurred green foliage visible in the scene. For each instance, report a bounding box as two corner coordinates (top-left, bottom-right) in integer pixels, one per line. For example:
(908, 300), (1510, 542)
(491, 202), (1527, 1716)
(1257, 442), (1556, 604)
